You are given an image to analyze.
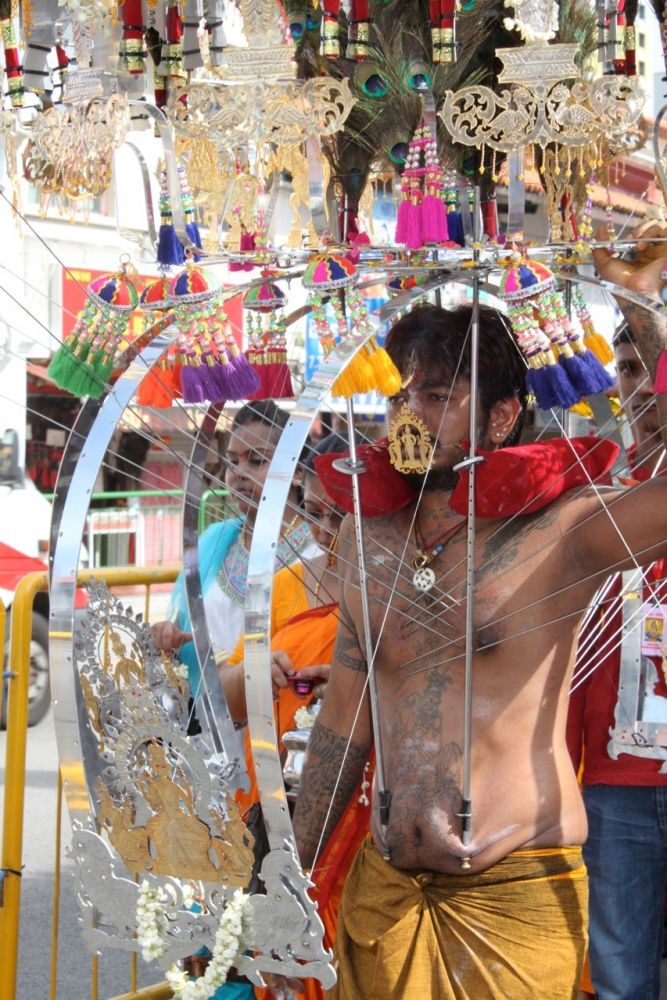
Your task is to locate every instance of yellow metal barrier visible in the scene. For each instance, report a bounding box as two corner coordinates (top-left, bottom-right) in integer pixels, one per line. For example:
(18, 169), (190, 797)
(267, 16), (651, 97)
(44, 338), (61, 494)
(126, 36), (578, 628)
(0, 565), (179, 1000)
(109, 985), (174, 1000)
(0, 599), (7, 725)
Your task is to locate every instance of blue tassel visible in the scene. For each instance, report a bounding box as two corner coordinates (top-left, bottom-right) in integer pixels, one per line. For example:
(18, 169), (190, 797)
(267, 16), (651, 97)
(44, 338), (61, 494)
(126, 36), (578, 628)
(186, 222), (203, 260)
(560, 351), (615, 397)
(527, 363), (580, 410)
(446, 211), (465, 246)
(157, 224), (185, 266)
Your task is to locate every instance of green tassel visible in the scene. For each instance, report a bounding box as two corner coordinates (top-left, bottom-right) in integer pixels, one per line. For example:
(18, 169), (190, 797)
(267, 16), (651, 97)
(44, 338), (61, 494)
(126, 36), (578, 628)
(66, 355), (103, 398)
(46, 343), (72, 384)
(56, 344), (94, 396)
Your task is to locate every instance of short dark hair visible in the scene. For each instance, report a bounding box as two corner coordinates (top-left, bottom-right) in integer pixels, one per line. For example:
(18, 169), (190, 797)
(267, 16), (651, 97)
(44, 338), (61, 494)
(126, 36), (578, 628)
(612, 323), (634, 349)
(232, 400), (288, 433)
(303, 432), (349, 477)
(386, 303), (528, 446)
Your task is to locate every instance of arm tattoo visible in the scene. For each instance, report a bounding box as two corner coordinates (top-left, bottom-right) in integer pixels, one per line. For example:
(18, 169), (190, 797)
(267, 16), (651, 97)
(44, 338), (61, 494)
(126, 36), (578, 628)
(333, 618), (367, 673)
(293, 722), (369, 866)
(621, 301), (667, 379)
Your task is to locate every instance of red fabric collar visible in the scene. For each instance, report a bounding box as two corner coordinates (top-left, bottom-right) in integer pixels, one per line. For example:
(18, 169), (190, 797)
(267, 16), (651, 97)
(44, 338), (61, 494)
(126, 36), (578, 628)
(315, 436), (620, 520)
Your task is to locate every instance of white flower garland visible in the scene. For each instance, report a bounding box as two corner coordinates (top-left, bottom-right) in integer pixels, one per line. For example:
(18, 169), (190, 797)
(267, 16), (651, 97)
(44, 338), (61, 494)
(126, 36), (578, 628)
(136, 881), (170, 962)
(294, 706), (316, 731)
(166, 890), (253, 1000)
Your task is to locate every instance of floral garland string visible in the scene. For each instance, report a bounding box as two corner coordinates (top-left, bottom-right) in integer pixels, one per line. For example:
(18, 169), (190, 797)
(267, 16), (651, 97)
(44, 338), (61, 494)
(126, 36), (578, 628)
(165, 890), (253, 1000)
(136, 882), (170, 962)
(136, 882), (251, 997)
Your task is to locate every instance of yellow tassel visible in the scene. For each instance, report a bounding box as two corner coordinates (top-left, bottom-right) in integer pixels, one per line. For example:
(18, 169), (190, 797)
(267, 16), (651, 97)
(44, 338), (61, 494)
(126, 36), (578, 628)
(570, 400), (593, 418)
(583, 329), (614, 366)
(365, 343), (402, 396)
(332, 368), (354, 398)
(331, 338), (402, 398)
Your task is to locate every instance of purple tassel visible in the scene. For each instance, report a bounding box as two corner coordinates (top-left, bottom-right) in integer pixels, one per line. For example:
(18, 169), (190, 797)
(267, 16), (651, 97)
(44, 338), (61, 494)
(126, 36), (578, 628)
(157, 224), (185, 266)
(198, 359), (227, 402)
(219, 353), (261, 400)
(230, 353), (261, 397)
(421, 195), (448, 244)
(180, 364), (209, 403)
(560, 351), (615, 397)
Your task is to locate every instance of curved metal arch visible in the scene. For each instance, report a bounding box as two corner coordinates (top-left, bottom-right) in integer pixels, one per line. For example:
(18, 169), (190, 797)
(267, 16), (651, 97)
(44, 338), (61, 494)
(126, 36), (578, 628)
(49, 325), (241, 822)
(181, 401), (248, 787)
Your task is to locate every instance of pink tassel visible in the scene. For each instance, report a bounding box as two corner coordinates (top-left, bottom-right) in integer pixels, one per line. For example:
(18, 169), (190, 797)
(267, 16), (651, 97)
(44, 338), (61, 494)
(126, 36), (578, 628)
(653, 350), (667, 393)
(395, 199), (423, 249)
(394, 199), (412, 245)
(229, 228), (257, 272)
(421, 194), (448, 244)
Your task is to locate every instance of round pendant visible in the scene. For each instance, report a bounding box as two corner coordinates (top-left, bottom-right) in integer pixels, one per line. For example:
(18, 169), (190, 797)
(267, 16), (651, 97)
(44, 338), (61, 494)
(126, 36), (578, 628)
(413, 565), (436, 592)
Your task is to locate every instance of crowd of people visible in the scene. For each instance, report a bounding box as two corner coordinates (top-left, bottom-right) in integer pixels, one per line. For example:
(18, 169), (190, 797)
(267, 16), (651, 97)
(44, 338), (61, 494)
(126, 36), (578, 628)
(149, 222), (667, 1000)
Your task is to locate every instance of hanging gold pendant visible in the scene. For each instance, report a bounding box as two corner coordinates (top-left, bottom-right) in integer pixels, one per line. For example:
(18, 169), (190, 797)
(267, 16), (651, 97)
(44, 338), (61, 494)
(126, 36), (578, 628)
(387, 402), (434, 475)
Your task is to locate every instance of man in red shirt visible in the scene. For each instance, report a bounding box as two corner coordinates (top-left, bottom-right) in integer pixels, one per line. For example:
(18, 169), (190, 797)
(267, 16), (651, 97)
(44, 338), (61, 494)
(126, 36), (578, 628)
(568, 320), (667, 1000)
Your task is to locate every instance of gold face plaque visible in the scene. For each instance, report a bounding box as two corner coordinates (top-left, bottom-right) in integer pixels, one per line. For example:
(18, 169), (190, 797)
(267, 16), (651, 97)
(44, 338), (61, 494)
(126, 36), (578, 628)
(387, 402), (434, 475)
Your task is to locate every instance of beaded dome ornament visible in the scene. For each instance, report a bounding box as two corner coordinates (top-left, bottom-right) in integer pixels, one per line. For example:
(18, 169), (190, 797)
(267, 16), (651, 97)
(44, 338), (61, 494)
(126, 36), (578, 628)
(499, 251), (614, 410)
(136, 277), (181, 408)
(242, 280), (293, 400)
(302, 253), (401, 399)
(165, 264), (260, 404)
(47, 265), (140, 399)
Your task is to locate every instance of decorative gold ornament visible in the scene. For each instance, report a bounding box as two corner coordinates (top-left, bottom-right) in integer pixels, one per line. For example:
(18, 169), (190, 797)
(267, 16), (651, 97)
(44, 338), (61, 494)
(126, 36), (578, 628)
(440, 0), (642, 156)
(166, 76), (355, 149)
(440, 46), (643, 153)
(387, 403), (434, 475)
(165, 0), (354, 148)
(29, 94), (128, 200)
(74, 582), (254, 888)
(97, 742), (254, 884)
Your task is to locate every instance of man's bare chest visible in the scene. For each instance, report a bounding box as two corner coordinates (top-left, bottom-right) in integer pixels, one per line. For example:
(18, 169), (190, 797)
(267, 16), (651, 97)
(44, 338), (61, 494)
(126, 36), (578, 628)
(354, 518), (570, 667)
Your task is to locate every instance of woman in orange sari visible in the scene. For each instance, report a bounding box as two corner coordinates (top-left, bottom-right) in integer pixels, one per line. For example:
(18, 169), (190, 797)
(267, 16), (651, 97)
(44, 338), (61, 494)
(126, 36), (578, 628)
(219, 434), (373, 1000)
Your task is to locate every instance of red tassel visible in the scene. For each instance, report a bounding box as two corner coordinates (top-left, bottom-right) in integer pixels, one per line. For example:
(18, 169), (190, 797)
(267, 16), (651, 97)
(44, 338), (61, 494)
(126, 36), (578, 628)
(120, 0), (146, 75)
(653, 350), (667, 393)
(347, 0), (370, 59)
(321, 0), (340, 57)
(481, 199), (499, 241)
(1, 16), (24, 108)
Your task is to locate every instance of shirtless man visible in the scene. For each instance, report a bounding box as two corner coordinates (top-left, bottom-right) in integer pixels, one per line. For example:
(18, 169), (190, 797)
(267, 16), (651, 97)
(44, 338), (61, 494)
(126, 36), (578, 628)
(292, 232), (667, 999)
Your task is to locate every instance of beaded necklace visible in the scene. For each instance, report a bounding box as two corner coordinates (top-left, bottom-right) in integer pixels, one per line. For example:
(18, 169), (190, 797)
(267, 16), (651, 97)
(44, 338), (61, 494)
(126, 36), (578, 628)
(412, 516), (466, 593)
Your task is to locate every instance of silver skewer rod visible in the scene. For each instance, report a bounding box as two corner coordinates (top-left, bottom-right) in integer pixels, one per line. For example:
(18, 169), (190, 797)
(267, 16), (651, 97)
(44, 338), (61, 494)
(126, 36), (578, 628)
(344, 396), (392, 854)
(458, 185), (483, 851)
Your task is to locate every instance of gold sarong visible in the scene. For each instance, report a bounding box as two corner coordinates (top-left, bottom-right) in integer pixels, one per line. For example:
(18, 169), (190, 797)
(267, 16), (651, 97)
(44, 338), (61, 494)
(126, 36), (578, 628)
(330, 837), (588, 1000)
